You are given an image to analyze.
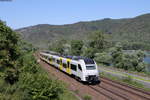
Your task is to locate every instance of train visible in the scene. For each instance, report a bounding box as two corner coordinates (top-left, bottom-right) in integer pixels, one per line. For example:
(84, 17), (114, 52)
(40, 51), (100, 83)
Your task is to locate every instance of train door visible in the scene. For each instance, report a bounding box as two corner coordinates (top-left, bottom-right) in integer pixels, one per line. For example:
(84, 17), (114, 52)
(67, 59), (71, 75)
(59, 57), (63, 70)
(77, 64), (83, 80)
(49, 56), (52, 64)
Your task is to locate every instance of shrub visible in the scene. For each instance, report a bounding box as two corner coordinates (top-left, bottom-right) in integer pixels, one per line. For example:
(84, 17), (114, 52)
(18, 72), (64, 100)
(18, 53), (39, 74)
(122, 76), (133, 83)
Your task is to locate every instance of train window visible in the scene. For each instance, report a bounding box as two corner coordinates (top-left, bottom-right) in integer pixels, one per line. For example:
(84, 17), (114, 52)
(86, 66), (96, 70)
(78, 64), (82, 71)
(71, 64), (77, 71)
(57, 60), (60, 64)
(84, 58), (95, 64)
(45, 56), (48, 59)
(63, 63), (67, 68)
(52, 58), (55, 61)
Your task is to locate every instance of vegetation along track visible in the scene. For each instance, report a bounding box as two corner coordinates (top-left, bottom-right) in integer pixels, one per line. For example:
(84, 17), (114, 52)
(37, 53), (150, 100)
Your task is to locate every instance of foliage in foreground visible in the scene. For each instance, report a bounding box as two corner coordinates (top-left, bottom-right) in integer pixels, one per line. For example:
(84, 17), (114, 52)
(0, 53), (65, 100)
(0, 20), (20, 85)
(0, 20), (76, 100)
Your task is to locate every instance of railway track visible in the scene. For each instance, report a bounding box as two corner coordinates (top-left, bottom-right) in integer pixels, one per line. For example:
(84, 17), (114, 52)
(88, 77), (150, 100)
(101, 77), (150, 100)
(88, 85), (129, 100)
(88, 85), (116, 100)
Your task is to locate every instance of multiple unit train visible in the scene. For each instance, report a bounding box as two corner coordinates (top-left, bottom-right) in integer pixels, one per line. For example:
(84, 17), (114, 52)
(40, 51), (100, 83)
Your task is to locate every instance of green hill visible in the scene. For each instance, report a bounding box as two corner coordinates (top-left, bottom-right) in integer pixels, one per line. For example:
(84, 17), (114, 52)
(16, 13), (150, 48)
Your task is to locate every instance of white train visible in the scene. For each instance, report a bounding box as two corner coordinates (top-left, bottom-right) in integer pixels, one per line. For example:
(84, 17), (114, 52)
(40, 51), (100, 83)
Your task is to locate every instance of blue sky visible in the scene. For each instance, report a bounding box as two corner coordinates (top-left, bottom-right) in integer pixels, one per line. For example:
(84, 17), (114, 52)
(0, 0), (150, 29)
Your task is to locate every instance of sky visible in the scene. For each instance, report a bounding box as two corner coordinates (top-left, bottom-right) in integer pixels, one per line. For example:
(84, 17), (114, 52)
(0, 0), (150, 29)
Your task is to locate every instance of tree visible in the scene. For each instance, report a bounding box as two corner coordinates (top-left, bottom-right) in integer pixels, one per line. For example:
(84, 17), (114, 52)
(111, 43), (123, 68)
(82, 47), (96, 59)
(49, 39), (66, 54)
(119, 53), (134, 70)
(81, 31), (108, 58)
(88, 30), (106, 51)
(132, 50), (146, 71)
(110, 43), (146, 71)
(136, 62), (146, 72)
(95, 52), (112, 66)
(0, 21), (20, 84)
(70, 40), (83, 56)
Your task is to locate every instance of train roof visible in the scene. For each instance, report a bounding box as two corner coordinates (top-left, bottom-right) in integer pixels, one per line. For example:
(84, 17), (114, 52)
(65, 56), (95, 64)
(41, 51), (95, 64)
(41, 50), (60, 56)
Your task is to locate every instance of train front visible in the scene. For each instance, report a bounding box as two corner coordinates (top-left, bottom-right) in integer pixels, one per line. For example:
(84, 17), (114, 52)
(81, 58), (100, 83)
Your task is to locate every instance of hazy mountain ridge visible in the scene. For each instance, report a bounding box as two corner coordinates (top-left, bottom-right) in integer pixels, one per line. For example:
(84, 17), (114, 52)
(16, 13), (150, 48)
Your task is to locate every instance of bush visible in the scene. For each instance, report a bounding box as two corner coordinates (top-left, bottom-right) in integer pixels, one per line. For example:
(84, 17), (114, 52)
(18, 73), (64, 100)
(4, 68), (19, 85)
(122, 76), (133, 83)
(18, 53), (39, 74)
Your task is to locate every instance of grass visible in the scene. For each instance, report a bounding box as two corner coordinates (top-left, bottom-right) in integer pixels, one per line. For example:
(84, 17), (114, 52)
(122, 76), (144, 88)
(60, 90), (79, 100)
(100, 72), (150, 91)
(99, 64), (150, 77)
(74, 89), (79, 94)
(83, 94), (92, 100)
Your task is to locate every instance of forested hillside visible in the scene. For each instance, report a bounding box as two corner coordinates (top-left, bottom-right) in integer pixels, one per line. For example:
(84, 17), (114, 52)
(16, 13), (150, 49)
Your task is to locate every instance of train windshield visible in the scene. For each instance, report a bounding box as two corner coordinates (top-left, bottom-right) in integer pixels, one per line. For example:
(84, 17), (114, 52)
(86, 66), (96, 70)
